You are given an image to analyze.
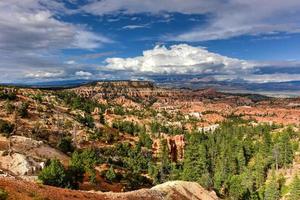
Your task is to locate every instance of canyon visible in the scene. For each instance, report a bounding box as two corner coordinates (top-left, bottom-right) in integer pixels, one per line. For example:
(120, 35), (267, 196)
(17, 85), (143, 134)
(0, 81), (300, 199)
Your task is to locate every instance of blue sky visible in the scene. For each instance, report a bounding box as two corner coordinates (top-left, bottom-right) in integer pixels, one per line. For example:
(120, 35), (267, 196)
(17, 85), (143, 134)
(1, 0), (300, 84)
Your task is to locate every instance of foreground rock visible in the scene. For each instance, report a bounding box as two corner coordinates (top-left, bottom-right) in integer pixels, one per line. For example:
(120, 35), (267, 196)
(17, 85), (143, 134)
(0, 136), (70, 177)
(0, 178), (219, 200)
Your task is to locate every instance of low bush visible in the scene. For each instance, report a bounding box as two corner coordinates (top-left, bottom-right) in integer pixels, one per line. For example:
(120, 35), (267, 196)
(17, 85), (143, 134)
(4, 101), (15, 114)
(0, 188), (8, 200)
(0, 90), (16, 100)
(0, 119), (14, 137)
(18, 102), (29, 118)
(57, 137), (74, 154)
(76, 114), (94, 128)
(38, 159), (84, 189)
(105, 166), (117, 182)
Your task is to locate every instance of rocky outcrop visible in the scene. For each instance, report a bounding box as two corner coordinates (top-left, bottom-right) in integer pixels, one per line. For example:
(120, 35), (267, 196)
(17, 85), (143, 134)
(0, 136), (70, 175)
(152, 134), (185, 162)
(70, 81), (222, 105)
(71, 81), (156, 99)
(151, 181), (220, 200)
(0, 152), (42, 176)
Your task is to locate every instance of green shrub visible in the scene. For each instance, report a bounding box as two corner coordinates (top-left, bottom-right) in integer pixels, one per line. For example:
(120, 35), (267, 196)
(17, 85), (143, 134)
(115, 143), (131, 157)
(102, 129), (119, 143)
(76, 114), (94, 128)
(57, 137), (74, 154)
(0, 90), (16, 100)
(38, 159), (83, 189)
(138, 131), (152, 149)
(4, 101), (15, 114)
(38, 159), (66, 188)
(0, 188), (8, 200)
(113, 106), (125, 115)
(90, 127), (119, 143)
(70, 149), (100, 184)
(89, 128), (103, 141)
(105, 166), (117, 182)
(112, 120), (141, 135)
(32, 93), (43, 103)
(150, 121), (184, 135)
(99, 113), (105, 124)
(64, 166), (85, 189)
(0, 119), (14, 137)
(56, 91), (106, 114)
(18, 102), (29, 118)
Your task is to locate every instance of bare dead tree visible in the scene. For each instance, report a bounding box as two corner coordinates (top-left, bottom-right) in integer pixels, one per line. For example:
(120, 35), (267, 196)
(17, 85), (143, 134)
(273, 144), (279, 171)
(73, 124), (77, 147)
(8, 105), (18, 155)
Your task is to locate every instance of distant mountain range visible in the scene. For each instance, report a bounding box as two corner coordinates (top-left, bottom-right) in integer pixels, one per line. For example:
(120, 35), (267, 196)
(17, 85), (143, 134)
(1, 76), (300, 97)
(148, 75), (300, 97)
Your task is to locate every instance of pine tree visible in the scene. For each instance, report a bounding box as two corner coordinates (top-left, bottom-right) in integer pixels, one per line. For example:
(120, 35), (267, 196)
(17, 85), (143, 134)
(236, 145), (246, 173)
(70, 149), (98, 184)
(148, 161), (159, 184)
(264, 172), (280, 200)
(158, 139), (170, 182)
(278, 132), (293, 168)
(229, 174), (245, 199)
(181, 143), (210, 187)
(262, 130), (272, 156)
(38, 159), (66, 188)
(253, 153), (267, 189)
(289, 175), (300, 200)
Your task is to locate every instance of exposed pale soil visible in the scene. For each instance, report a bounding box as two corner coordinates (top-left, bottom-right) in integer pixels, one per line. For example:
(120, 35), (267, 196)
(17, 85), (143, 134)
(0, 178), (219, 200)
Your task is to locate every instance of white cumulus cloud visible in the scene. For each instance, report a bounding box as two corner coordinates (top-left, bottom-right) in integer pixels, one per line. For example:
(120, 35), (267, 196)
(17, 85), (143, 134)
(102, 44), (300, 83)
(104, 44), (255, 75)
